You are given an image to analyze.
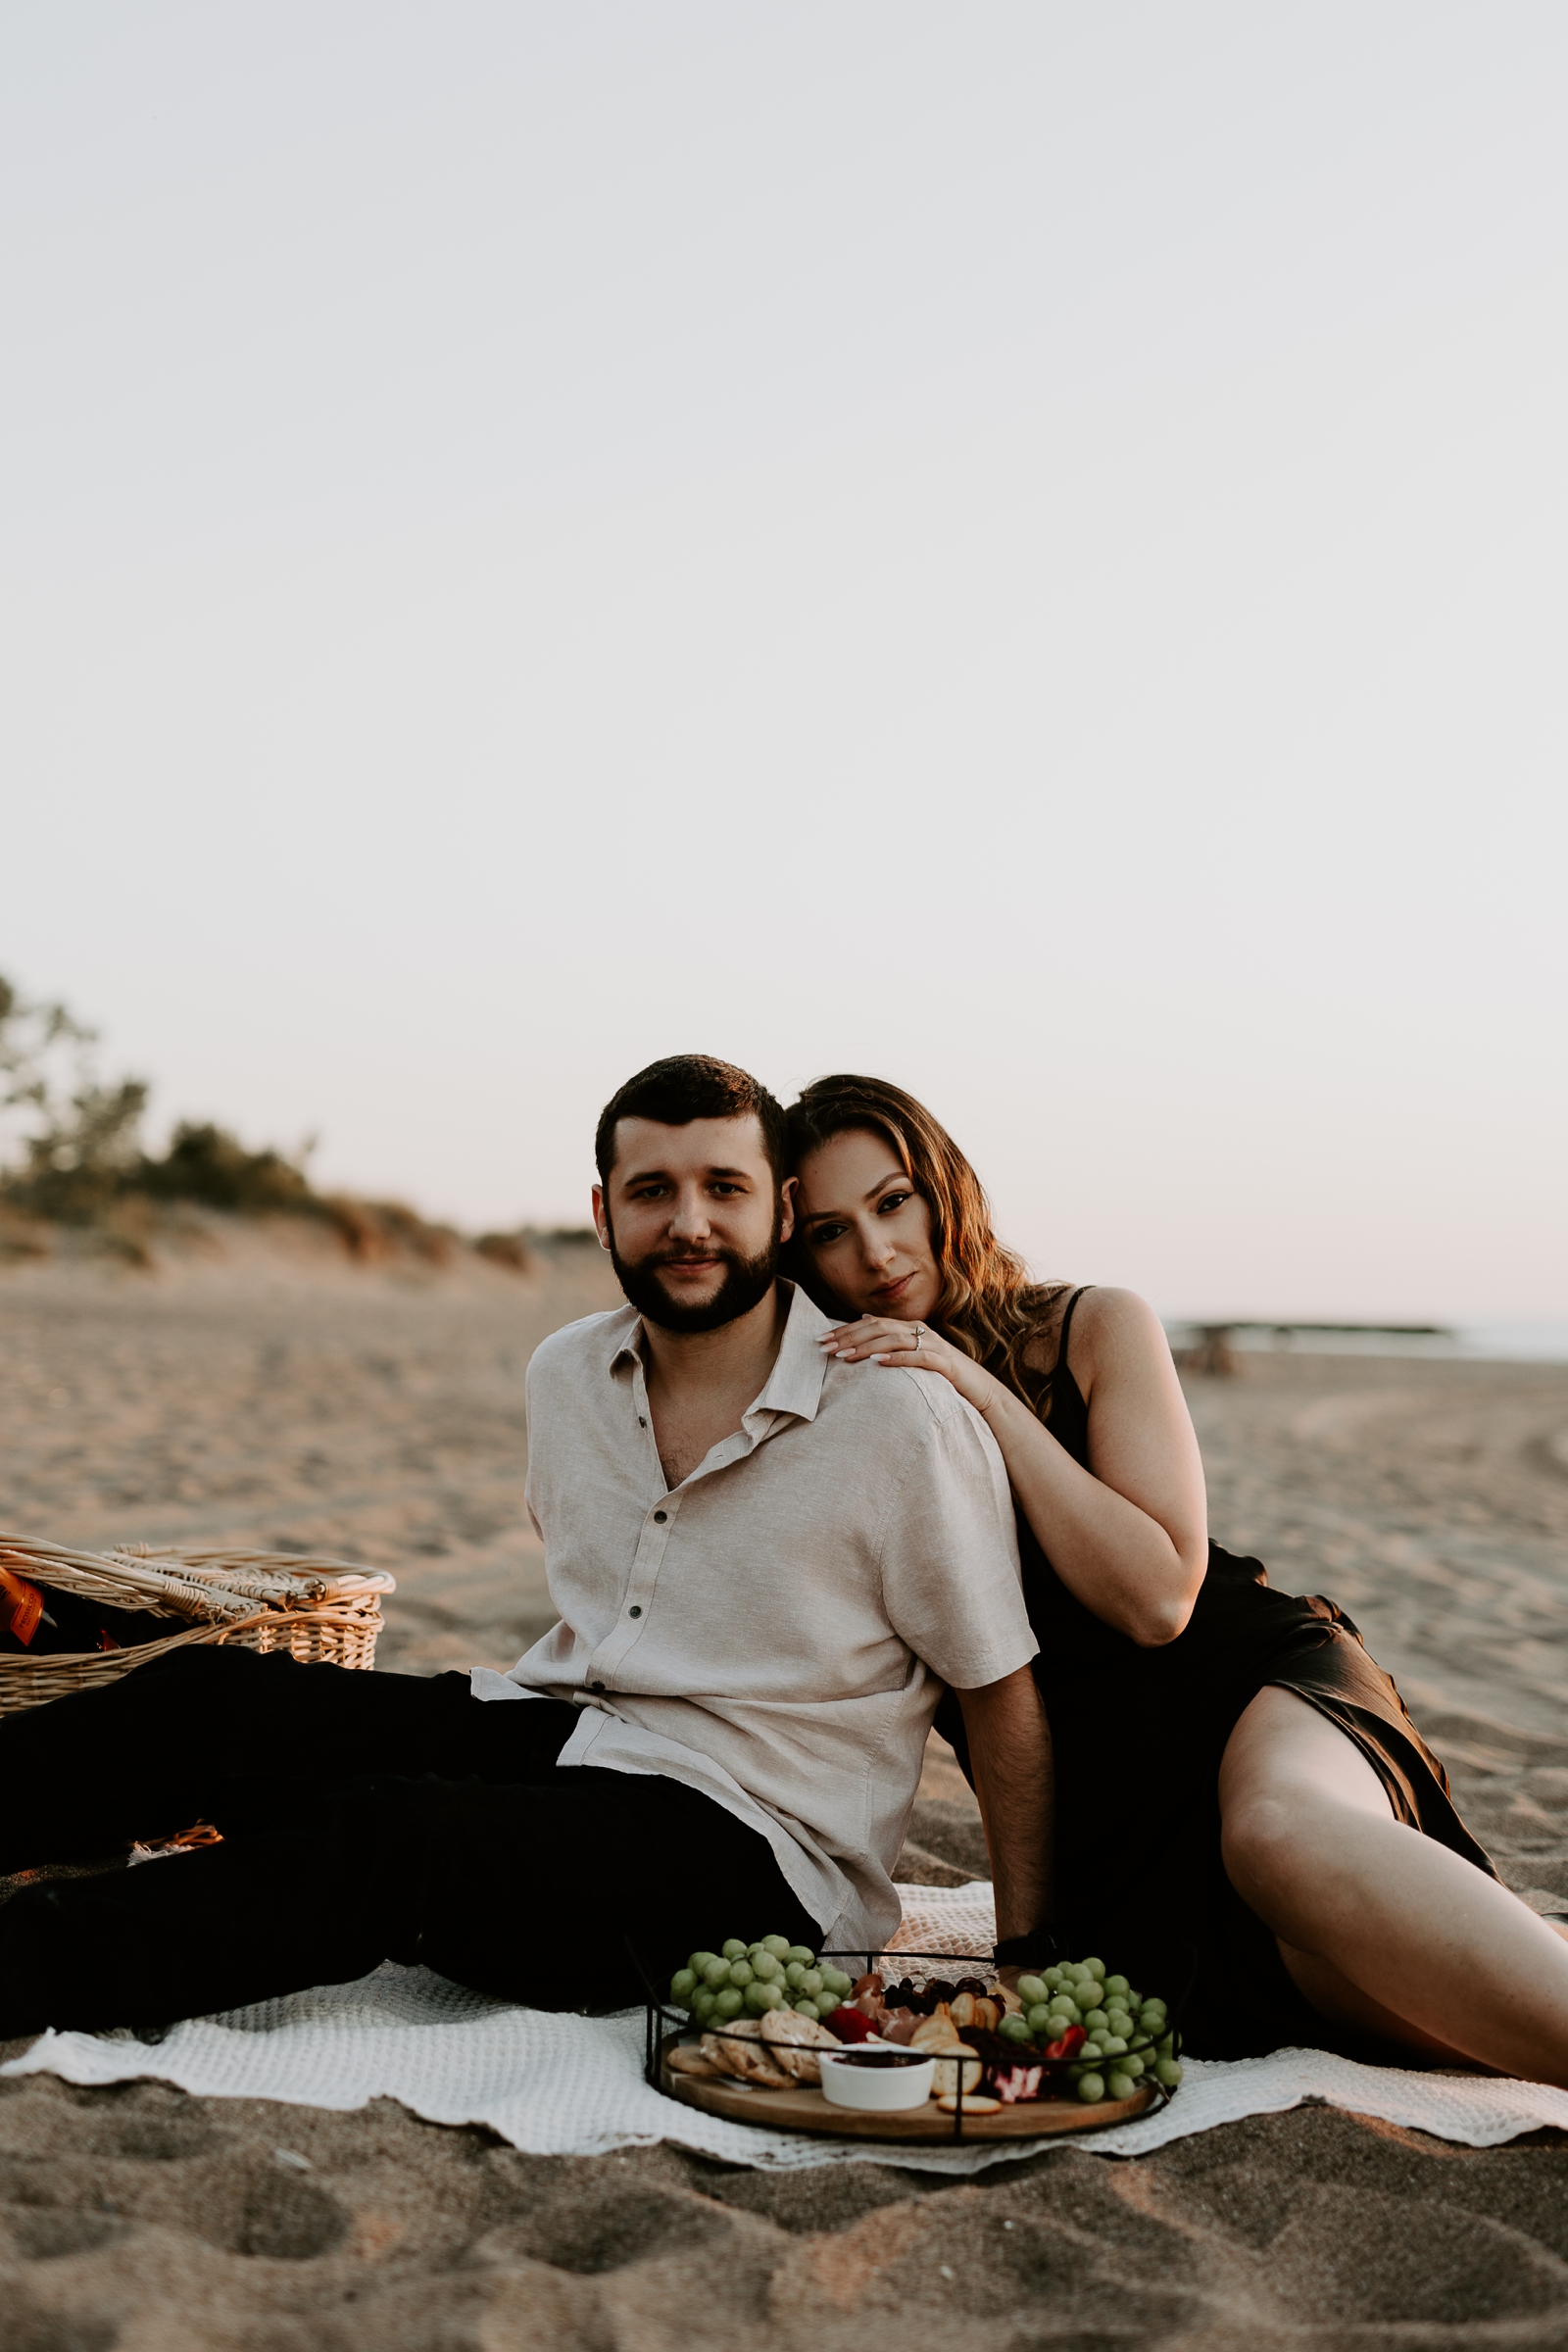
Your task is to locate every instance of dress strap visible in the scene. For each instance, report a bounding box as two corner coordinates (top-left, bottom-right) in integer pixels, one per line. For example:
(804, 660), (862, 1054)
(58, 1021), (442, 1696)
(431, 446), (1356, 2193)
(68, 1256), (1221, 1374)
(1055, 1285), (1094, 1379)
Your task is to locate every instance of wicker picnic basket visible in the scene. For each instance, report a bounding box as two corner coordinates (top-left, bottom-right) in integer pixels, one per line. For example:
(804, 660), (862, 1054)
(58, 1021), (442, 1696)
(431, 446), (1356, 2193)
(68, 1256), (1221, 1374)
(0, 1531), (396, 1713)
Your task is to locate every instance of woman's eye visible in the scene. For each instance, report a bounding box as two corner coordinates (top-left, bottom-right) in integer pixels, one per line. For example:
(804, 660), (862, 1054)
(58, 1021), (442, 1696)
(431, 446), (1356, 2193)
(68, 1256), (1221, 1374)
(878, 1193), (912, 1215)
(809, 1222), (848, 1246)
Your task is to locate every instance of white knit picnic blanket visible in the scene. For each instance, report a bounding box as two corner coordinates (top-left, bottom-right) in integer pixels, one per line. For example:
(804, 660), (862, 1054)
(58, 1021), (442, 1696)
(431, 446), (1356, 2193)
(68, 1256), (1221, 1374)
(7, 1883), (1567, 2172)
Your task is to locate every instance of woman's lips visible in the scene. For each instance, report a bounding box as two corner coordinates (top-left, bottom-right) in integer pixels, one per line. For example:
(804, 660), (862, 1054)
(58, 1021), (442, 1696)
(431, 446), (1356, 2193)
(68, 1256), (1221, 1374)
(872, 1273), (914, 1304)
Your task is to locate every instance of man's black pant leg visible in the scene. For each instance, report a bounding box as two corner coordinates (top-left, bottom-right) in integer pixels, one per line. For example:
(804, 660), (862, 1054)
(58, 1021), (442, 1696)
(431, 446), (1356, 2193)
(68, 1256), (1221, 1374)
(0, 1763), (822, 2034)
(411, 1767), (823, 2007)
(0, 1770), (425, 2034)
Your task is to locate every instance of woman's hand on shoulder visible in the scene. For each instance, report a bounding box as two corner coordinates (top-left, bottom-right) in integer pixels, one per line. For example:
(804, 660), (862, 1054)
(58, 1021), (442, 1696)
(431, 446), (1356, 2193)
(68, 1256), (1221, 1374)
(818, 1316), (1001, 1416)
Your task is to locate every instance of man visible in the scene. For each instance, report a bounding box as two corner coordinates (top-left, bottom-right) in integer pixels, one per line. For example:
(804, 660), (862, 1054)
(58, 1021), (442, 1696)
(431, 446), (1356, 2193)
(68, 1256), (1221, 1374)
(0, 1055), (1050, 2034)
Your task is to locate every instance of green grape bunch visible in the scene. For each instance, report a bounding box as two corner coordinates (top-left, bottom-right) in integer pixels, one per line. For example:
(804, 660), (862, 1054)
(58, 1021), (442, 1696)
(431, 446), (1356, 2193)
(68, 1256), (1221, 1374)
(995, 1955), (1184, 2101)
(667, 1935), (857, 2027)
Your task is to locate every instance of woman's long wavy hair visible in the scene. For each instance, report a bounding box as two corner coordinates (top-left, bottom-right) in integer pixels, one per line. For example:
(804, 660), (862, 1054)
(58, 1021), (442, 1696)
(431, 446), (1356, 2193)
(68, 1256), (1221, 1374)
(782, 1074), (1067, 1415)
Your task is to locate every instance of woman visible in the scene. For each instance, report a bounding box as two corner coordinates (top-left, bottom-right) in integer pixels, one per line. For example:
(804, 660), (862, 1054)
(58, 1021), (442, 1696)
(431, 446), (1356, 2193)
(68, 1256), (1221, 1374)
(783, 1073), (1568, 2082)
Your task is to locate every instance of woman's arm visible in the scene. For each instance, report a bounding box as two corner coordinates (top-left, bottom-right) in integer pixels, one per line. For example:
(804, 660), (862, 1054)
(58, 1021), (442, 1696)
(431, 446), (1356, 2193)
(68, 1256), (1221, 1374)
(956, 1664), (1054, 1938)
(827, 1289), (1207, 1646)
(986, 1289), (1206, 1644)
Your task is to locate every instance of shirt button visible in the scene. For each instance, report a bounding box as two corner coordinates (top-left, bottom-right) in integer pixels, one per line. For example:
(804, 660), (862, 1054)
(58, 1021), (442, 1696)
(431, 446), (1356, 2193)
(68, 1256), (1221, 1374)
(653, 1510), (667, 1523)
(638, 1416), (647, 1427)
(591, 1681), (605, 1693)
(628, 1605), (642, 1618)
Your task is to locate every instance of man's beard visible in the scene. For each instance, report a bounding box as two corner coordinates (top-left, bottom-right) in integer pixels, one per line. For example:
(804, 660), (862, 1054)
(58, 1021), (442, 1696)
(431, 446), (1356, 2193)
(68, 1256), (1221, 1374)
(607, 1212), (783, 1335)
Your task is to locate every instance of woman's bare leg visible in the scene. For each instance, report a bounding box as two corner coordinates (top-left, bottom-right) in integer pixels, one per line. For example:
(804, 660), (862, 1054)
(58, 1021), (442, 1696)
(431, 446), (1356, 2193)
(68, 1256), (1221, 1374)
(1218, 1686), (1568, 2085)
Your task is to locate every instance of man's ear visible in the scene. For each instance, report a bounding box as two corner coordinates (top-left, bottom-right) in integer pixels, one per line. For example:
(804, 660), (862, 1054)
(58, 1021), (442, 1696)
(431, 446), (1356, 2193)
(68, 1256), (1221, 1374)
(591, 1185), (612, 1252)
(777, 1173), (798, 1246)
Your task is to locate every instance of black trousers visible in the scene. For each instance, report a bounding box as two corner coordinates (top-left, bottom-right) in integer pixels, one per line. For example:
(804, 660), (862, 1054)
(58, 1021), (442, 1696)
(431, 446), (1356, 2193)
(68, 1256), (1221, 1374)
(0, 1645), (819, 2036)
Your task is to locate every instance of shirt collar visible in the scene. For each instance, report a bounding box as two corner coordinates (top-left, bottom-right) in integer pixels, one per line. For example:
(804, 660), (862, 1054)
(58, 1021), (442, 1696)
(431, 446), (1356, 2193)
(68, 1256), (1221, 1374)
(748, 1282), (831, 1425)
(608, 1282), (831, 1427)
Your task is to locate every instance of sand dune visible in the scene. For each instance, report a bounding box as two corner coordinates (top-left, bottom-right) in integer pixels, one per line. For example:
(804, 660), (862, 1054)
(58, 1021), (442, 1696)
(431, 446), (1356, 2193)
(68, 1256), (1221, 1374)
(4, 1223), (1568, 2347)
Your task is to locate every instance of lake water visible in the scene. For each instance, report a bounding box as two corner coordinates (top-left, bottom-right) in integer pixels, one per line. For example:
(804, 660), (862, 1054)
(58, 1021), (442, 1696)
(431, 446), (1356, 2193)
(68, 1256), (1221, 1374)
(1163, 1321), (1568, 1363)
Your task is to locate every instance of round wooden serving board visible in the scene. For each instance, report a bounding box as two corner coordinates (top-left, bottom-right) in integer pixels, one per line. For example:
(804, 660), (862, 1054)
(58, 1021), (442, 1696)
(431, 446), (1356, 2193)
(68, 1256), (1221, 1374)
(659, 2043), (1159, 2141)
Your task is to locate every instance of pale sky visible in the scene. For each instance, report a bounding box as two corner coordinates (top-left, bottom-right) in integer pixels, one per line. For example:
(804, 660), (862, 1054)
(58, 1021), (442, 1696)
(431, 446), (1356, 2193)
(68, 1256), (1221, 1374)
(2, 5), (1564, 1322)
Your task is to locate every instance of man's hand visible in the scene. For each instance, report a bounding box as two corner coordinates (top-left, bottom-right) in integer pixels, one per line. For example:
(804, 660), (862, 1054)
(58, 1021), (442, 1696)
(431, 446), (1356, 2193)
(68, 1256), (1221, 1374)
(956, 1666), (1054, 1943)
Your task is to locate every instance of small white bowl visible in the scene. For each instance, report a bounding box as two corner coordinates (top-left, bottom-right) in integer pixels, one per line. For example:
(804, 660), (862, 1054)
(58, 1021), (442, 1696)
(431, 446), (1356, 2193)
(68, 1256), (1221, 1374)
(818, 2046), (935, 2113)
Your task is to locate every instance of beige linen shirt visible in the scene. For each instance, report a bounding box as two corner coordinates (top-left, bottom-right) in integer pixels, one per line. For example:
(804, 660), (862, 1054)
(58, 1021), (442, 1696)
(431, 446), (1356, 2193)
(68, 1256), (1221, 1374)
(469, 1281), (1036, 1950)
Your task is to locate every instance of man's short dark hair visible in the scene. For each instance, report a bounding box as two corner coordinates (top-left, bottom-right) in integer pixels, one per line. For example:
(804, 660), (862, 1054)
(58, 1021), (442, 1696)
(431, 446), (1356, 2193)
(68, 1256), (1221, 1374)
(595, 1055), (788, 1186)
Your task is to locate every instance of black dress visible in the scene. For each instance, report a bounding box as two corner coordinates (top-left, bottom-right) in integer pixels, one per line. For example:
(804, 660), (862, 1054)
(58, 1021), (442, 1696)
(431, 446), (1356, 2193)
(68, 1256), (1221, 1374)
(937, 1287), (1500, 2060)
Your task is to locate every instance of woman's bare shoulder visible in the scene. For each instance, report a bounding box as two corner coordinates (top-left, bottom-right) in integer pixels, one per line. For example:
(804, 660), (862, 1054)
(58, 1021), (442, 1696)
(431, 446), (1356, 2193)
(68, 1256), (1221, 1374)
(1068, 1289), (1175, 1382)
(1023, 1286), (1166, 1379)
(1074, 1285), (1162, 1327)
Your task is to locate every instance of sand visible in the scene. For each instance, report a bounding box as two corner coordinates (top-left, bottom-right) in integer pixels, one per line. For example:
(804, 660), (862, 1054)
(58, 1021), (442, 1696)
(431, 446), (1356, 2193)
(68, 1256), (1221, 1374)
(3, 1216), (1568, 2348)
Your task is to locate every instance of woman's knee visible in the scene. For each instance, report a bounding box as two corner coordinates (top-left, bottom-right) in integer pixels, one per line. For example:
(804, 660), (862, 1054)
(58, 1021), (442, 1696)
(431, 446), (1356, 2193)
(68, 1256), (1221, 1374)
(1221, 1776), (1402, 1922)
(1219, 1788), (1302, 1901)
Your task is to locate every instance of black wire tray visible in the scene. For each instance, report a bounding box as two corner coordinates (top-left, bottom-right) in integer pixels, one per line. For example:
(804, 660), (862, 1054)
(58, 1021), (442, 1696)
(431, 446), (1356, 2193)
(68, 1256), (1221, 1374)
(637, 1946), (1180, 2143)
